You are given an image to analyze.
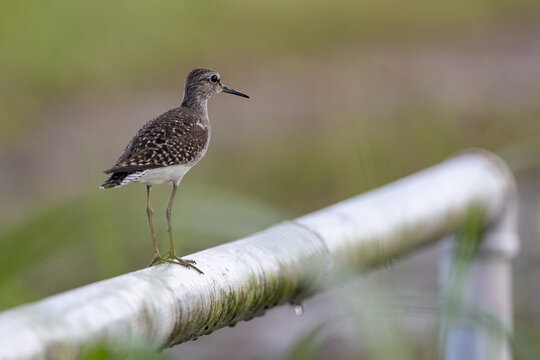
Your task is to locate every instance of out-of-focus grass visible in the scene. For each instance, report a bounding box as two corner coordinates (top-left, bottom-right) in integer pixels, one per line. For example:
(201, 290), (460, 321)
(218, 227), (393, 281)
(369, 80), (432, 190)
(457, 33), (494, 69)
(2, 1), (540, 356)
(0, 184), (286, 310)
(81, 340), (169, 360)
(286, 279), (436, 359)
(209, 108), (476, 213)
(1, 0), (539, 140)
(285, 207), (509, 360)
(0, 101), (538, 356)
(3, 100), (533, 309)
(286, 324), (328, 360)
(513, 324), (540, 360)
(0, 106), (464, 309)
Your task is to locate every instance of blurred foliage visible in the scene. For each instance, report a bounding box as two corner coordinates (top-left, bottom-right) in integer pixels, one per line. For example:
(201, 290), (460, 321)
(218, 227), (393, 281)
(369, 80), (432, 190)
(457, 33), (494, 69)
(0, 107), (471, 310)
(286, 278), (434, 359)
(1, 0), (540, 358)
(81, 340), (169, 360)
(0, 106), (478, 310)
(286, 324), (328, 360)
(1, 0), (540, 139)
(285, 208), (519, 360)
(0, 185), (286, 310)
(513, 325), (540, 360)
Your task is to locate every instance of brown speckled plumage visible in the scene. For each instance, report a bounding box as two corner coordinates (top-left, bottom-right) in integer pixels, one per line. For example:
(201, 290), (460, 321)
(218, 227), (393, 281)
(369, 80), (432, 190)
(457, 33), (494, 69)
(104, 108), (208, 174)
(101, 68), (248, 189)
(100, 68), (249, 270)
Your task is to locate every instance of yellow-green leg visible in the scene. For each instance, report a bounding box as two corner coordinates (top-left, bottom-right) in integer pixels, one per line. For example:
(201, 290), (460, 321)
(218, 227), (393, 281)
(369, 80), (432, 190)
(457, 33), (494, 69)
(144, 185), (191, 269)
(146, 185), (163, 266)
(164, 184), (203, 274)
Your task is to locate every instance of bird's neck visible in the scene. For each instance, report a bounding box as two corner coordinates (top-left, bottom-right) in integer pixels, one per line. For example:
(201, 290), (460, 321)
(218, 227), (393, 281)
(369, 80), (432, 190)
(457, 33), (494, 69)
(181, 89), (209, 120)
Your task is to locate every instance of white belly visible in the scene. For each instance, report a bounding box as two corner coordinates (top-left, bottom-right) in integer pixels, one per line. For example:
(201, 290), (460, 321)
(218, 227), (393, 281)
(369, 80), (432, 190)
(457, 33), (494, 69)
(135, 164), (193, 186)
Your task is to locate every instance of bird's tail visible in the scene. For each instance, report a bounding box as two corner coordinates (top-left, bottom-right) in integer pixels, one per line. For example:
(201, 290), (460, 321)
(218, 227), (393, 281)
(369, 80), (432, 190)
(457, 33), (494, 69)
(100, 172), (129, 189)
(100, 170), (149, 189)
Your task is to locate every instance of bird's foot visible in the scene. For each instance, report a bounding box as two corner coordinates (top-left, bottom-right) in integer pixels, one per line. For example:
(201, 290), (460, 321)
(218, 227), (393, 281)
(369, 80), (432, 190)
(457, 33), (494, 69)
(147, 254), (203, 274)
(163, 251), (197, 265)
(167, 253), (203, 274)
(147, 255), (174, 267)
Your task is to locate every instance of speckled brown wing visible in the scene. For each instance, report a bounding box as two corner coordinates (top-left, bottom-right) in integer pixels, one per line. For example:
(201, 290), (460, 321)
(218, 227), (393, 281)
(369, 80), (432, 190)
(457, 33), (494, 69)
(104, 107), (209, 174)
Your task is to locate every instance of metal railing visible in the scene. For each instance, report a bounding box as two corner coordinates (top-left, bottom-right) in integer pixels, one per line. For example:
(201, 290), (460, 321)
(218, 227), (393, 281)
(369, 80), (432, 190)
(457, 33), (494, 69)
(0, 149), (518, 360)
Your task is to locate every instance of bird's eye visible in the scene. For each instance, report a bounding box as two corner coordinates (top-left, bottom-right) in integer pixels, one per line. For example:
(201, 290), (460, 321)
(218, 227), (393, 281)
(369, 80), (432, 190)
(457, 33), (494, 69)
(210, 75), (219, 83)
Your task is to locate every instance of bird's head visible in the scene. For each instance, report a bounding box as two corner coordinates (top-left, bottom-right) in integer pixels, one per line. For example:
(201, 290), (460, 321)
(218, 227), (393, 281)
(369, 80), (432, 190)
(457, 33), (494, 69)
(182, 68), (249, 109)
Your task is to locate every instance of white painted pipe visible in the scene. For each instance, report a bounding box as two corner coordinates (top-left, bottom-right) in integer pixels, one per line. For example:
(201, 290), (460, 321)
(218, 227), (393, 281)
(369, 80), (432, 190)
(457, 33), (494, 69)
(0, 150), (516, 359)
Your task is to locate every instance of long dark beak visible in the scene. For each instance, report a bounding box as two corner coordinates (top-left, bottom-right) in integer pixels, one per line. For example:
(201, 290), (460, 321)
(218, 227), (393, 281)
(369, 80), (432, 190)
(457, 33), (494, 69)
(222, 84), (250, 99)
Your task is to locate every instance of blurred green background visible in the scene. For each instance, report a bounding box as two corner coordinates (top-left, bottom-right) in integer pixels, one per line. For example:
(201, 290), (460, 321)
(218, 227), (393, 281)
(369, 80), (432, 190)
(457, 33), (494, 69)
(1, 0), (540, 359)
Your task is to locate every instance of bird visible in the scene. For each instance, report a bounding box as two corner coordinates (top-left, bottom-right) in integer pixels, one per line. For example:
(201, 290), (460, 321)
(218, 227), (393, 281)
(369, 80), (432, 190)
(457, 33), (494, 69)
(101, 68), (249, 273)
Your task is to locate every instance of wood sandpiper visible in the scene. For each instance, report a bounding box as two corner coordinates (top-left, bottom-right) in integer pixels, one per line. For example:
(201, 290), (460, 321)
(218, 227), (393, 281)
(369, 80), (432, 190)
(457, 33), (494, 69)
(101, 68), (249, 273)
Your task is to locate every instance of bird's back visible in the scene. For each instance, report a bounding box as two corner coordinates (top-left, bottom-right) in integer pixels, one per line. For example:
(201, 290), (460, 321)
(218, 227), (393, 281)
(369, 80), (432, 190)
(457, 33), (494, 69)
(101, 106), (210, 189)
